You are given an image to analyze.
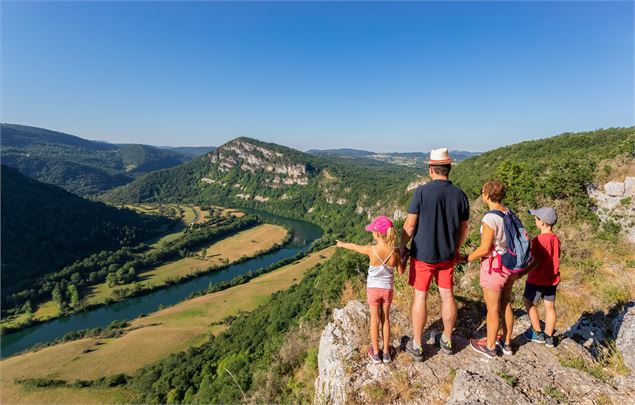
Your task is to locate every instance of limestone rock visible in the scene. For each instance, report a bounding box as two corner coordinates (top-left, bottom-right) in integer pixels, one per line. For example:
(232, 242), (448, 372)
(613, 302), (635, 373)
(625, 177), (635, 198)
(447, 369), (532, 405)
(315, 300), (635, 405)
(604, 181), (626, 197)
(588, 178), (635, 243)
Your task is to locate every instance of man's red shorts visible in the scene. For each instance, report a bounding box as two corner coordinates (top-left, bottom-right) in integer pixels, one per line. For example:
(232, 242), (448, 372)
(409, 258), (455, 292)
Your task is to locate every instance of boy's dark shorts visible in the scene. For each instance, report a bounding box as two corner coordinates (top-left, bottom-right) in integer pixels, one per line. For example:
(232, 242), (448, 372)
(524, 283), (557, 303)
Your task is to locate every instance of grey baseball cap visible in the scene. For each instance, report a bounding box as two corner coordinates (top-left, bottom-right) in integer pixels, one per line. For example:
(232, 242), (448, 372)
(528, 207), (557, 225)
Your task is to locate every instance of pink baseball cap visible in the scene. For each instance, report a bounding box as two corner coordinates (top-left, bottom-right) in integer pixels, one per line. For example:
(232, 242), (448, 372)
(365, 215), (393, 234)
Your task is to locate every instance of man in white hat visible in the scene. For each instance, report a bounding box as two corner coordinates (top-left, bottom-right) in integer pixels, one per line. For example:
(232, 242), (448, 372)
(399, 148), (470, 361)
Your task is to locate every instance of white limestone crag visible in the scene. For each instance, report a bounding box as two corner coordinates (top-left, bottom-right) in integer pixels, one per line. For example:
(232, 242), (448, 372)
(613, 303), (635, 373)
(588, 176), (635, 243)
(315, 300), (635, 405)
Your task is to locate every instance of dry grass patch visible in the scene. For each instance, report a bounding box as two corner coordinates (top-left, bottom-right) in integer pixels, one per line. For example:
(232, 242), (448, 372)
(1, 384), (137, 405)
(204, 224), (287, 264)
(1, 247), (335, 405)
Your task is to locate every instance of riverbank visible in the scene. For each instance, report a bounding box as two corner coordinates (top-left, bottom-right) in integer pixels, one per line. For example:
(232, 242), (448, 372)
(0, 246), (336, 405)
(1, 223), (288, 335)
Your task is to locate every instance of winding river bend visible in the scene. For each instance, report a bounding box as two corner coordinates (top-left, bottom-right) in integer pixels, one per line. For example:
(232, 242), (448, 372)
(1, 212), (322, 358)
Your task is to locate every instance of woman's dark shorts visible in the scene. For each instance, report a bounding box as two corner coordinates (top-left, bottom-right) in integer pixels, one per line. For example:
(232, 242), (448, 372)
(524, 282), (557, 303)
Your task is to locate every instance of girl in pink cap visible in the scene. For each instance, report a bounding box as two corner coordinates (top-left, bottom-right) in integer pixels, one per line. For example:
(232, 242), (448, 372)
(336, 215), (405, 364)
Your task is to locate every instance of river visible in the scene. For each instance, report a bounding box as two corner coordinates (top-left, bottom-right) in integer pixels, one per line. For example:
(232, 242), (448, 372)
(1, 211), (322, 358)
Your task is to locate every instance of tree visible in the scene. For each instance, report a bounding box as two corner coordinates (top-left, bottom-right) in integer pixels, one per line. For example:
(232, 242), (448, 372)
(67, 284), (80, 308)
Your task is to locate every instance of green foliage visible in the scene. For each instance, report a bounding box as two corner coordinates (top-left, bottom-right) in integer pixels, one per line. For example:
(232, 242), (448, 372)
(1, 165), (173, 301)
(598, 220), (622, 242)
(103, 137), (419, 244)
(453, 127), (634, 216)
(559, 354), (611, 383)
(132, 250), (364, 404)
(496, 371), (518, 387)
(544, 385), (566, 401)
(2, 213), (259, 326)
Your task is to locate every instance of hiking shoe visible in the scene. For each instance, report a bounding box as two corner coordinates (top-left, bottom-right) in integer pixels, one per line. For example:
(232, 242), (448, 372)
(402, 336), (424, 362)
(523, 329), (546, 344)
(439, 334), (453, 355)
(368, 346), (382, 364)
(470, 338), (497, 359)
(496, 338), (513, 356)
(382, 349), (392, 363)
(545, 334), (556, 348)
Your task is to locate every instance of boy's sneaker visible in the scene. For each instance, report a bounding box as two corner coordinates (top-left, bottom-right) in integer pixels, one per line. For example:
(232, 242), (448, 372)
(439, 334), (453, 355)
(368, 346), (382, 364)
(496, 337), (513, 356)
(402, 336), (424, 362)
(545, 334), (556, 348)
(523, 329), (546, 344)
(382, 349), (392, 363)
(470, 338), (497, 359)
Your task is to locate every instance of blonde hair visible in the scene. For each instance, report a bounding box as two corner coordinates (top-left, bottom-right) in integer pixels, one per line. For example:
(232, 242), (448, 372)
(376, 226), (397, 249)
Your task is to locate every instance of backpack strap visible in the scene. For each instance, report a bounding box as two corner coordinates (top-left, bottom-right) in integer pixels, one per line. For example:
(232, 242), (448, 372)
(487, 209), (506, 218)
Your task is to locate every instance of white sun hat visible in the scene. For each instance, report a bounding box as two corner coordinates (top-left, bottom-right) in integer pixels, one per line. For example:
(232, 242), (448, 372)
(425, 148), (455, 165)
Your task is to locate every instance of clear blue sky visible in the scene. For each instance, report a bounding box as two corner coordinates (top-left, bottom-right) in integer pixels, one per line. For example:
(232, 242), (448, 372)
(1, 1), (633, 152)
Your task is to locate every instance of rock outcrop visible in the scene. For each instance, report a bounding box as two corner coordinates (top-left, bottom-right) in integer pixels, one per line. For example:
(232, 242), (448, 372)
(613, 302), (635, 372)
(588, 176), (635, 243)
(209, 139), (310, 186)
(315, 300), (635, 405)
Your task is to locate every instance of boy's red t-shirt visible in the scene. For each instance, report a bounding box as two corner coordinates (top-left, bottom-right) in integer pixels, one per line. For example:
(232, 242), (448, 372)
(527, 233), (561, 286)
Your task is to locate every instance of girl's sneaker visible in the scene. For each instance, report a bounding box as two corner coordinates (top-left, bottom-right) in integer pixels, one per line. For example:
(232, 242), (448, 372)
(382, 350), (392, 363)
(523, 329), (546, 344)
(368, 346), (382, 364)
(545, 334), (556, 348)
(470, 338), (497, 359)
(496, 337), (513, 356)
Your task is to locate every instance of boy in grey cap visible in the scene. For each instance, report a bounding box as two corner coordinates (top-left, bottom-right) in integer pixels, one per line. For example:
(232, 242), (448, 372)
(523, 207), (561, 347)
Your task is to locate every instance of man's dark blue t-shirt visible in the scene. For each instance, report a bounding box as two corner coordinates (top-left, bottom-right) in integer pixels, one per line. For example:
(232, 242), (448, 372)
(408, 180), (470, 264)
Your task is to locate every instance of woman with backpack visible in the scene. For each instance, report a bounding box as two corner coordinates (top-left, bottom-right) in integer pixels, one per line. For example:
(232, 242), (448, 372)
(463, 180), (531, 358)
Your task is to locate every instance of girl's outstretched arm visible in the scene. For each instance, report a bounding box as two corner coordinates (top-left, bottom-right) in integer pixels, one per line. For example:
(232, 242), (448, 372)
(335, 240), (371, 257)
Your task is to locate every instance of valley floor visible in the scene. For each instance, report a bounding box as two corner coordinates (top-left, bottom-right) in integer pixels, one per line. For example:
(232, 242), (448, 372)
(1, 206), (285, 331)
(0, 246), (335, 405)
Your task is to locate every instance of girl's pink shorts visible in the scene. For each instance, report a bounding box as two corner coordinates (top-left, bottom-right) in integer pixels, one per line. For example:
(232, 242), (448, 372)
(367, 287), (394, 306)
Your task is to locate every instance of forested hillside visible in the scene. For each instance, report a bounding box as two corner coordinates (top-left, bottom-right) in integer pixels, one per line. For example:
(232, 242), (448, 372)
(0, 165), (173, 296)
(453, 127), (634, 216)
(104, 137), (422, 237)
(0, 124), (191, 195)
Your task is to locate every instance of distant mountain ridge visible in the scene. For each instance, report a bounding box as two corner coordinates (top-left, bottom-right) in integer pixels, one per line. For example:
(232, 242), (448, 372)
(0, 124), (194, 195)
(159, 145), (217, 157)
(307, 148), (481, 167)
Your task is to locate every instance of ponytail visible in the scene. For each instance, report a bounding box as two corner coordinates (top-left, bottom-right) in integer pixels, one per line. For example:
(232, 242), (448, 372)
(378, 226), (397, 249)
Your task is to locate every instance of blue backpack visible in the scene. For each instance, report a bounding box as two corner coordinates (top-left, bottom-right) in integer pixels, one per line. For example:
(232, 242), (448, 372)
(488, 209), (533, 273)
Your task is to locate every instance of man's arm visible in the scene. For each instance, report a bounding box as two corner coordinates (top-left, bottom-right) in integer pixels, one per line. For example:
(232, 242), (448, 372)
(455, 220), (469, 260)
(400, 213), (418, 250)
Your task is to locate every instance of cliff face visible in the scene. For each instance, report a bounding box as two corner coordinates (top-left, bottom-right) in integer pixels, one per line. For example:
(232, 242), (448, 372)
(209, 139), (311, 187)
(315, 300), (635, 405)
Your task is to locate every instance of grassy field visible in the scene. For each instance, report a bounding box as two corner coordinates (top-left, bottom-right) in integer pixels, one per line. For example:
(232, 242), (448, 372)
(83, 224), (288, 306)
(205, 223), (288, 264)
(0, 246), (336, 405)
(2, 299), (61, 330)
